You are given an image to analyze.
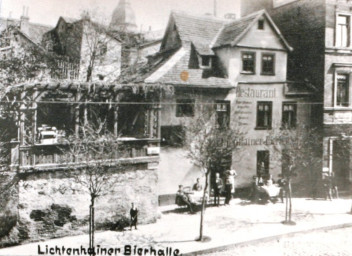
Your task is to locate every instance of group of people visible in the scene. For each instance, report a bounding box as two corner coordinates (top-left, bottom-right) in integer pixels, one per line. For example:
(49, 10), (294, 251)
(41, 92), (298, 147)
(249, 174), (284, 204)
(213, 169), (238, 206)
(176, 178), (204, 213)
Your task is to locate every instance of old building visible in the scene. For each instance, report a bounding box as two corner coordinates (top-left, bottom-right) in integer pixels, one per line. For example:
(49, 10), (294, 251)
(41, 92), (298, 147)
(241, 0), (352, 194)
(41, 0), (162, 82)
(118, 10), (313, 204)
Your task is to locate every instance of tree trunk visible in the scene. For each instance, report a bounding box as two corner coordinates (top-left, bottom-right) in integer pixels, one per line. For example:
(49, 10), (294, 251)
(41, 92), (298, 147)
(198, 171), (209, 241)
(89, 204), (92, 249)
(285, 186), (288, 222)
(92, 198), (95, 250)
(288, 180), (293, 222)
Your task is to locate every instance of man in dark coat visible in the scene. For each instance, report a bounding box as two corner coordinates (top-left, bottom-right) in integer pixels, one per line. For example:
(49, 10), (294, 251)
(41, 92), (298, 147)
(214, 173), (223, 206)
(130, 203), (138, 230)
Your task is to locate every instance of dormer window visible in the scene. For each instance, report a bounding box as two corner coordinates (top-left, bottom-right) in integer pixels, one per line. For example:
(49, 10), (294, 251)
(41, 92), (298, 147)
(258, 19), (265, 30)
(200, 56), (212, 69)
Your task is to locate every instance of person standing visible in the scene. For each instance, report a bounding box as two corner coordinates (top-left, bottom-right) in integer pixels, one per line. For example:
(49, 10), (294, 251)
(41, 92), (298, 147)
(224, 175), (233, 205)
(214, 173), (223, 206)
(130, 203), (138, 230)
(226, 169), (238, 197)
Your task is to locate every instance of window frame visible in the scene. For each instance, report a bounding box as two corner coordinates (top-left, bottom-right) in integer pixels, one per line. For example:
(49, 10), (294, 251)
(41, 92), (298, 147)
(334, 73), (350, 107)
(176, 99), (195, 117)
(335, 12), (352, 48)
(256, 101), (272, 130)
(282, 102), (297, 129)
(241, 51), (256, 74)
(215, 100), (231, 129)
(261, 53), (275, 76)
(258, 19), (265, 30)
(199, 55), (212, 69)
(257, 150), (270, 178)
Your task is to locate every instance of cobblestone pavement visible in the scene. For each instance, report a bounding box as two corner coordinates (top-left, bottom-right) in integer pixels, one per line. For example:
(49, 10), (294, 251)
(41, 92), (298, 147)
(205, 227), (352, 256)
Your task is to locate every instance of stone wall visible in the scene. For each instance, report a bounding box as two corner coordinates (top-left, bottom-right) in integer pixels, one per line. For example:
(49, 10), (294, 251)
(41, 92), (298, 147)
(0, 163), (158, 247)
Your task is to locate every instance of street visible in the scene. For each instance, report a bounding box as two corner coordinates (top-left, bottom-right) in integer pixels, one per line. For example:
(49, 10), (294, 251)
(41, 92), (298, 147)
(205, 227), (352, 256)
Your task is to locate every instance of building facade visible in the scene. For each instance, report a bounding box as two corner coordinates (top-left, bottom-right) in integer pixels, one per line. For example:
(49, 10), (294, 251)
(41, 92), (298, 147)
(118, 10), (313, 204)
(241, 0), (352, 193)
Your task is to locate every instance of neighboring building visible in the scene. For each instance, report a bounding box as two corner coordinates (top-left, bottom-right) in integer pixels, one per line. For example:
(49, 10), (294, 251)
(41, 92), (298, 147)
(41, 0), (162, 82)
(0, 13), (52, 47)
(0, 81), (161, 245)
(118, 10), (313, 205)
(42, 16), (122, 82)
(241, 0), (352, 193)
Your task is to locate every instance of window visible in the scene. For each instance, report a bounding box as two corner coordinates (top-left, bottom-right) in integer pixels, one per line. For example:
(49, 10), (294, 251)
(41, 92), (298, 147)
(257, 150), (269, 178)
(201, 56), (211, 67)
(98, 43), (108, 56)
(176, 99), (195, 117)
(336, 74), (349, 107)
(336, 15), (350, 47)
(261, 54), (275, 75)
(161, 126), (185, 147)
(258, 19), (264, 30)
(216, 100), (230, 129)
(242, 52), (255, 74)
(282, 102), (297, 128)
(256, 102), (272, 129)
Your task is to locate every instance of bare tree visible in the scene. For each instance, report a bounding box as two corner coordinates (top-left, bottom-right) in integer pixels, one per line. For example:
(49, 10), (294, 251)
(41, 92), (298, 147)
(61, 122), (121, 251)
(184, 106), (245, 241)
(268, 125), (321, 224)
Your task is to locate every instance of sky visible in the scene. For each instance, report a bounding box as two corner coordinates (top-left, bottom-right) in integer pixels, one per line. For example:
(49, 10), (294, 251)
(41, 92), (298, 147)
(0, 0), (241, 31)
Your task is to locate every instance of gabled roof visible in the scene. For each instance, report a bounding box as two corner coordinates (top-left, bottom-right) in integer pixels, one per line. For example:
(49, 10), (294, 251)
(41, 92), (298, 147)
(211, 10), (292, 51)
(171, 11), (227, 55)
(145, 47), (232, 88)
(60, 16), (79, 24)
(0, 17), (52, 44)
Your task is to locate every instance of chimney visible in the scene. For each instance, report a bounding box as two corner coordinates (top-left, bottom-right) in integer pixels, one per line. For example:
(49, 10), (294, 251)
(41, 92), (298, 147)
(20, 6), (30, 35)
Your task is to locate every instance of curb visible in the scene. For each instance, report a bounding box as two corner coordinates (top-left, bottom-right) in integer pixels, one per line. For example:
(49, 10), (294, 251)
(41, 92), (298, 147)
(181, 222), (352, 256)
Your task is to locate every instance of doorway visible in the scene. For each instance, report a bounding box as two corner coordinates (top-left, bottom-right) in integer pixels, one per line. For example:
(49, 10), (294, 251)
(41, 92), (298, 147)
(332, 140), (351, 189)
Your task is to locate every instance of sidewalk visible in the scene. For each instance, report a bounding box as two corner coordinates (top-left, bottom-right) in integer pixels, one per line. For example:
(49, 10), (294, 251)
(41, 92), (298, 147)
(0, 198), (352, 256)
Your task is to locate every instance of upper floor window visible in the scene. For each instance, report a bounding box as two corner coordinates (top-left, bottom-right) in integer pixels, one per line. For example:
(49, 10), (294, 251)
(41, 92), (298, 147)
(336, 15), (350, 47)
(200, 56), (212, 69)
(176, 99), (195, 117)
(336, 73), (349, 107)
(256, 101), (272, 129)
(282, 102), (297, 129)
(261, 54), (275, 75)
(242, 52), (255, 74)
(216, 100), (230, 129)
(258, 19), (265, 30)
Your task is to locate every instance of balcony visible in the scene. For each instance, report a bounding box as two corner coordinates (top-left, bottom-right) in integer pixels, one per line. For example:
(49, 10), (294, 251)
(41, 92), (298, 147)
(10, 137), (160, 172)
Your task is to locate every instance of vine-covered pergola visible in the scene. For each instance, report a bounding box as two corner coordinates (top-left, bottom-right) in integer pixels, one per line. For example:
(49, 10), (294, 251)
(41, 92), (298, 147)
(1, 81), (168, 171)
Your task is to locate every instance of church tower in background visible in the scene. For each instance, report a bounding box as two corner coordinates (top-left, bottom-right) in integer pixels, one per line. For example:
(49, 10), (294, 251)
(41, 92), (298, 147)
(109, 0), (138, 33)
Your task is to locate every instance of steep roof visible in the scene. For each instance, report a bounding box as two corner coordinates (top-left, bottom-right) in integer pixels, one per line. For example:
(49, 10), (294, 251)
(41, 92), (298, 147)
(211, 10), (292, 50)
(171, 11), (227, 55)
(0, 17), (52, 44)
(118, 10), (293, 89)
(146, 47), (232, 88)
